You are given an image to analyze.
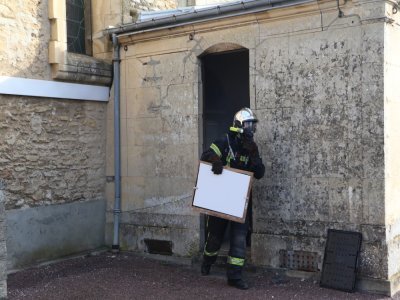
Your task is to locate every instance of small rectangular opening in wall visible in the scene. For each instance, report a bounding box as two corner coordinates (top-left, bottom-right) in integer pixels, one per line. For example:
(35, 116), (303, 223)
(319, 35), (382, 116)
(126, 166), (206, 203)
(144, 239), (173, 256)
(279, 250), (319, 272)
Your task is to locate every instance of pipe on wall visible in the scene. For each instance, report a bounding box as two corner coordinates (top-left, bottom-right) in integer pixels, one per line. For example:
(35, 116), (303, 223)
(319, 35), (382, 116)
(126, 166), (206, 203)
(111, 33), (121, 252)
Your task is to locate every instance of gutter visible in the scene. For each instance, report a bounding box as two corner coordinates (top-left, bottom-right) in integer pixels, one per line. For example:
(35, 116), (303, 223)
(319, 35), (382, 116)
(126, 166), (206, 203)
(106, 0), (314, 37)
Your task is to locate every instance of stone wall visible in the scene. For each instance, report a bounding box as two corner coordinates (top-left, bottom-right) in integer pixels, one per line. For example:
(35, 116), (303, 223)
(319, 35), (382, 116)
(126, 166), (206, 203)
(0, 0), (108, 208)
(0, 96), (106, 210)
(129, 0), (177, 11)
(0, 0), (109, 271)
(0, 0), (51, 79)
(0, 186), (7, 298)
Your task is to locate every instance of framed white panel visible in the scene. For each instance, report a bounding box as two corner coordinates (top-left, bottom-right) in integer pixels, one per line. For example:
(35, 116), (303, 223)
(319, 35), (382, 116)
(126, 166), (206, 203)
(192, 161), (253, 223)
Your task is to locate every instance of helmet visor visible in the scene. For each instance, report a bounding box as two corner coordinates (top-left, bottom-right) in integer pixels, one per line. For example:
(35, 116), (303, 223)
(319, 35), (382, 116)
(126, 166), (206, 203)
(243, 121), (257, 133)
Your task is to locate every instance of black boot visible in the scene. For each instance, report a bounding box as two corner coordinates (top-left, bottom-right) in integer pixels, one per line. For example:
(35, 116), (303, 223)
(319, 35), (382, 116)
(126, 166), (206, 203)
(227, 278), (249, 290)
(201, 262), (211, 276)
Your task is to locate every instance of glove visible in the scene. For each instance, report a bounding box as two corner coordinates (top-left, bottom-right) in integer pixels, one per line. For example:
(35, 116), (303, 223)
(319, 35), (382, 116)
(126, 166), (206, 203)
(251, 157), (265, 179)
(211, 160), (223, 175)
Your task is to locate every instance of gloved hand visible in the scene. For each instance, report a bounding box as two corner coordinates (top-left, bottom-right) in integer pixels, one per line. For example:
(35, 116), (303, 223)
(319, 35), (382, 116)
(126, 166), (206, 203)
(211, 160), (223, 175)
(251, 157), (265, 179)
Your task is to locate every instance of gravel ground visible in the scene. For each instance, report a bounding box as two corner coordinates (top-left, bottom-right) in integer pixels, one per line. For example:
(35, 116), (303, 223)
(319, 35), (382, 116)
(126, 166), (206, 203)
(7, 251), (399, 300)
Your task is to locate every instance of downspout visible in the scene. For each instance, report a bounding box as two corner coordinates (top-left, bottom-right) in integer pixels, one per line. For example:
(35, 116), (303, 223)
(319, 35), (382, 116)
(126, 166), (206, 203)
(111, 33), (121, 252)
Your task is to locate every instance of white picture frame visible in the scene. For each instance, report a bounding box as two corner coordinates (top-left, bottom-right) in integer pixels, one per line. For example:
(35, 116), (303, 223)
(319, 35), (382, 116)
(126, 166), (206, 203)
(192, 161), (254, 223)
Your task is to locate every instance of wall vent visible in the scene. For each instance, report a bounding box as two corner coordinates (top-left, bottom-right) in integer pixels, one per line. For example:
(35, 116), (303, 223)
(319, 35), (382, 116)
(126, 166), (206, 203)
(279, 250), (319, 272)
(144, 239), (173, 256)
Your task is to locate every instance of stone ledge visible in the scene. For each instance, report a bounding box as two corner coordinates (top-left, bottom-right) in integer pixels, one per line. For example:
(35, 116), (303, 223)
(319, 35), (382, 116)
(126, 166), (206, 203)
(52, 52), (112, 86)
(355, 276), (391, 296)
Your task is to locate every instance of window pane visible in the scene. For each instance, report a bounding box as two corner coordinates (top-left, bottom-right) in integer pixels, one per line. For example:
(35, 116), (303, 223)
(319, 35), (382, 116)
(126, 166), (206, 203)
(66, 0), (86, 54)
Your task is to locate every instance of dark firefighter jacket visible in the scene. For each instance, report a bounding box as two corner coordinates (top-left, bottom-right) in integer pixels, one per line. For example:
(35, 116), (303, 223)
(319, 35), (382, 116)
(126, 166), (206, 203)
(201, 131), (265, 179)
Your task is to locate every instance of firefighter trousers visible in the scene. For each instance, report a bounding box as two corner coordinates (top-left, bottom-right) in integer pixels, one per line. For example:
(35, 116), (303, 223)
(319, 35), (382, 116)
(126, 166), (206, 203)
(203, 214), (249, 280)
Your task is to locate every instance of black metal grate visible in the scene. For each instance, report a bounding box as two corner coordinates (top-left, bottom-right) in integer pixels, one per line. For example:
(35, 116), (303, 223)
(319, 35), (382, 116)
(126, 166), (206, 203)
(279, 250), (319, 272)
(320, 229), (362, 292)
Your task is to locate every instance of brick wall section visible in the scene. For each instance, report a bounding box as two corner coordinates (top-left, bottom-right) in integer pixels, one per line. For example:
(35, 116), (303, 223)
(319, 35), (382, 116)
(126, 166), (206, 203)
(0, 96), (107, 210)
(0, 185), (7, 298)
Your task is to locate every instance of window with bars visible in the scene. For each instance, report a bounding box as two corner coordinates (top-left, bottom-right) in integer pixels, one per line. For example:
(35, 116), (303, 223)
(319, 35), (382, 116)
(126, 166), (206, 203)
(66, 0), (92, 55)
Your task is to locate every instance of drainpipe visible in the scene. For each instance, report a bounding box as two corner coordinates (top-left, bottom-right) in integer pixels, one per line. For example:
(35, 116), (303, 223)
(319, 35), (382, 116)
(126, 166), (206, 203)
(111, 33), (121, 252)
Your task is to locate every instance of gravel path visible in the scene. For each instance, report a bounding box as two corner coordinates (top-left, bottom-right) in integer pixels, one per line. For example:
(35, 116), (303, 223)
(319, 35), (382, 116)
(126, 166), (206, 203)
(7, 252), (398, 300)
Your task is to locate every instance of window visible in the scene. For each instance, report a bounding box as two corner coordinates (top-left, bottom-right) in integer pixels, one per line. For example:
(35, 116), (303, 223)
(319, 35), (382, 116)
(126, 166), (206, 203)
(48, 0), (111, 85)
(66, 0), (92, 55)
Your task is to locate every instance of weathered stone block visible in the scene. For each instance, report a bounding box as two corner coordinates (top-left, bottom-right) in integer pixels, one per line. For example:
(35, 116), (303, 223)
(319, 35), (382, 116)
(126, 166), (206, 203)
(362, 179), (385, 225)
(328, 178), (363, 224)
(160, 83), (197, 115)
(121, 211), (198, 229)
(7, 199), (105, 269)
(189, 24), (257, 58)
(0, 0), (51, 79)
(253, 179), (292, 223)
(125, 87), (162, 118)
(127, 116), (163, 146)
(127, 145), (158, 177)
(359, 241), (388, 279)
(0, 96), (107, 209)
(120, 223), (199, 257)
(362, 137), (384, 179)
(291, 178), (330, 222)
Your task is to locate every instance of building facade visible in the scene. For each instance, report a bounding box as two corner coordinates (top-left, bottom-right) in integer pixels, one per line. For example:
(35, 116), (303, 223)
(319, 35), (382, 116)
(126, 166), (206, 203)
(1, 0), (400, 297)
(106, 0), (400, 296)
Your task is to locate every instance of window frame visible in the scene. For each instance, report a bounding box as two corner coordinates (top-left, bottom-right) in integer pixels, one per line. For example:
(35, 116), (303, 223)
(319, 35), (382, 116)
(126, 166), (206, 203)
(49, 0), (111, 85)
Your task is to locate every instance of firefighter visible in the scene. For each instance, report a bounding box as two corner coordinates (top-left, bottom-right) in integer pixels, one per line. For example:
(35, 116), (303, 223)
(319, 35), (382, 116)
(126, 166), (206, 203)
(200, 107), (265, 290)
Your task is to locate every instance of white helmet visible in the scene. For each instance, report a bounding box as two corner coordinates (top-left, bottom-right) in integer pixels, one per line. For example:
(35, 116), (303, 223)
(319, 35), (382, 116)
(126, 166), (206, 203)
(233, 107), (258, 133)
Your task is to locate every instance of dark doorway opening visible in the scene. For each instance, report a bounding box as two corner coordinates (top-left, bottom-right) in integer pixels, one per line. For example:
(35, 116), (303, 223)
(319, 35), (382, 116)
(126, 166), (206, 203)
(201, 49), (250, 151)
(200, 48), (250, 255)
